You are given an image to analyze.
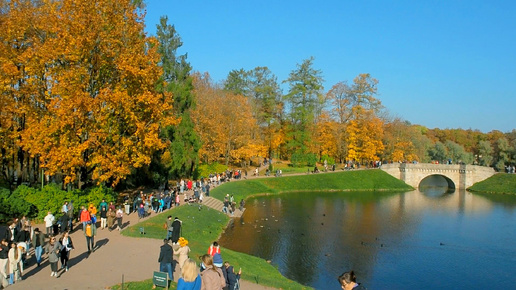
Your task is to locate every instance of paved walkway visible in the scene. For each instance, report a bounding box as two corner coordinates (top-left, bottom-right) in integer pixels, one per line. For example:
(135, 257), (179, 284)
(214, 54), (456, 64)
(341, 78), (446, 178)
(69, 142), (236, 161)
(7, 200), (277, 290)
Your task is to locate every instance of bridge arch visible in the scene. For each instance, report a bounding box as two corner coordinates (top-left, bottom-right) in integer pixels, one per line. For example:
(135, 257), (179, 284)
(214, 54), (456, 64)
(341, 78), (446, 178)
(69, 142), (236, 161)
(418, 174), (455, 190)
(381, 163), (496, 189)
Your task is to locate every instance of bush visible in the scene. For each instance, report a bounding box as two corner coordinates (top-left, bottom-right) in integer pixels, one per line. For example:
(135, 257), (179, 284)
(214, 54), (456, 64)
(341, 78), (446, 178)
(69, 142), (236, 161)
(196, 162), (228, 178)
(2, 184), (118, 222)
(0, 188), (38, 223)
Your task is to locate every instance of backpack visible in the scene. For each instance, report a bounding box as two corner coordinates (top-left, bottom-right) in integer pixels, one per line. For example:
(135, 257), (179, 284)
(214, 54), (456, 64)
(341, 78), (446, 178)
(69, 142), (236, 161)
(85, 224), (92, 237)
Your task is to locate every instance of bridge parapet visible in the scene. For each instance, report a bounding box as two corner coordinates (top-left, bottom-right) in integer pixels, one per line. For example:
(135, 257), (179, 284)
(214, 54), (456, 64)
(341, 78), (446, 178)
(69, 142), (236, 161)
(381, 163), (495, 189)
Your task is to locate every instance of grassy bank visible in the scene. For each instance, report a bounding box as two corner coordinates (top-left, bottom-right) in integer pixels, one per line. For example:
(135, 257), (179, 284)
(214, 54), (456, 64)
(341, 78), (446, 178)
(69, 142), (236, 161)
(114, 169), (412, 289)
(118, 205), (308, 289)
(211, 169), (414, 204)
(468, 173), (516, 194)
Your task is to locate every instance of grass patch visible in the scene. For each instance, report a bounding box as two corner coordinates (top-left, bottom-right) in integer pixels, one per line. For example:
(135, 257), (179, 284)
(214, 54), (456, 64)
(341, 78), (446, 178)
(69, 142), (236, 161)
(468, 173), (516, 195)
(120, 205), (309, 289)
(212, 169), (413, 204)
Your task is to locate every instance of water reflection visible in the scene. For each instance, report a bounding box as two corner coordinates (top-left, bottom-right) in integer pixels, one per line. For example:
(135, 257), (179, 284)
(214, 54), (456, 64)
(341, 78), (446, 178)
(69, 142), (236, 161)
(219, 190), (516, 289)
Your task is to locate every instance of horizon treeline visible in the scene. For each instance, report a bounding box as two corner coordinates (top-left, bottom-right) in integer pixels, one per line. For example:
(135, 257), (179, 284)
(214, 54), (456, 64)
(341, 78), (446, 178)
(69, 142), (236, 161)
(1, 1), (515, 191)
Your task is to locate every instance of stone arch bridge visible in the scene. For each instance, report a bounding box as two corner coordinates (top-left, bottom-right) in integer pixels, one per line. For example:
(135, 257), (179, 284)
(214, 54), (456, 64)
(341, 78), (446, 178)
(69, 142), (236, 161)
(381, 163), (496, 189)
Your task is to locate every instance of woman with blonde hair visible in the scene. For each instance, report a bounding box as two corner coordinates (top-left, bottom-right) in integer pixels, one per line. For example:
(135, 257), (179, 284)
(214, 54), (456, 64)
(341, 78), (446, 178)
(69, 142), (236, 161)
(173, 237), (191, 269)
(177, 258), (201, 290)
(200, 254), (226, 290)
(8, 242), (22, 283)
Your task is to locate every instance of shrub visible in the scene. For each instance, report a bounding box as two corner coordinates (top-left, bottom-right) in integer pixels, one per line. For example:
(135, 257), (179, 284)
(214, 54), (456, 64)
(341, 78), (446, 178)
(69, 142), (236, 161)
(197, 162), (228, 178)
(0, 188), (38, 223)
(3, 184), (118, 222)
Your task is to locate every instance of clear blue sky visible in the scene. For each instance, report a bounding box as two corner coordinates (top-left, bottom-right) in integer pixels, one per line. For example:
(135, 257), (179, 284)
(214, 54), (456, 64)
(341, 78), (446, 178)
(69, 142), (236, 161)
(143, 0), (516, 133)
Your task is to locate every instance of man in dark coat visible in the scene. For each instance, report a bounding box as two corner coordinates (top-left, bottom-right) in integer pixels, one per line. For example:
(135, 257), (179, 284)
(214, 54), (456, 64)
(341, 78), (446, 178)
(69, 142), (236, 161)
(171, 217), (182, 244)
(158, 239), (174, 283)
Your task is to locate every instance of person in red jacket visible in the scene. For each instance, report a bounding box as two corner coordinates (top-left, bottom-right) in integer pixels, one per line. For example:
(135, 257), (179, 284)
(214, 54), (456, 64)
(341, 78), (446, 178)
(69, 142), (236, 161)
(207, 241), (220, 256)
(79, 206), (91, 232)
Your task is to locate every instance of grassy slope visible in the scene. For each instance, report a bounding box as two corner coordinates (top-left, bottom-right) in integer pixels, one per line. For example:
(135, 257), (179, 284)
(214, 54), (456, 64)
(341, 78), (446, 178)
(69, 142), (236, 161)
(468, 173), (516, 194)
(119, 205), (308, 289)
(115, 169), (412, 289)
(211, 169), (414, 203)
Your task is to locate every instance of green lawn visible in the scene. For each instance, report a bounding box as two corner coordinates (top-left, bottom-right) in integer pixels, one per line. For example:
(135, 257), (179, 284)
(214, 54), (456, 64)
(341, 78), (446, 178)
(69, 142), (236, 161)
(468, 173), (516, 194)
(212, 169), (414, 205)
(114, 169), (413, 289)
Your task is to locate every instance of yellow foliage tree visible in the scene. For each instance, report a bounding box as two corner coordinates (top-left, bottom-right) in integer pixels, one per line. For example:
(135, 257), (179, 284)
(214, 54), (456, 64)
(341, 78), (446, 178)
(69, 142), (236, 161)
(192, 73), (261, 166)
(1, 0), (176, 187)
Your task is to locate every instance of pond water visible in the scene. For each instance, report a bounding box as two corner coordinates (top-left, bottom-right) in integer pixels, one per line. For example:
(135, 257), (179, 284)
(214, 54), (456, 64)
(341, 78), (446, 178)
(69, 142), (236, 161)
(219, 188), (516, 289)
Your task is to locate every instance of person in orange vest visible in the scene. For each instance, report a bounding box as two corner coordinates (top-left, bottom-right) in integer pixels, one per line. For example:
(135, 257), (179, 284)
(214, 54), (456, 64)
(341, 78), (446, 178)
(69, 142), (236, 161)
(208, 241), (220, 256)
(88, 203), (97, 216)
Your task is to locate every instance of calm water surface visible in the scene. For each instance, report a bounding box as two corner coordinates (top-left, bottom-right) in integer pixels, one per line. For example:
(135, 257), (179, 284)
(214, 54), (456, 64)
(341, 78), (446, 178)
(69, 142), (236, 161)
(219, 189), (516, 289)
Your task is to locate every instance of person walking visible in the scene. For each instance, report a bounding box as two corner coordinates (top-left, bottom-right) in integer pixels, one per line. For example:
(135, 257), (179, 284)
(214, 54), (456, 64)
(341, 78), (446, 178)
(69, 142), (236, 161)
(171, 217), (182, 244)
(116, 207), (124, 231)
(99, 206), (108, 230)
(224, 261), (241, 290)
(173, 237), (191, 270)
(158, 239), (174, 283)
(0, 239), (9, 288)
(8, 242), (22, 283)
(166, 216), (174, 241)
(46, 236), (61, 277)
(44, 211), (55, 237)
(84, 221), (96, 254)
(67, 200), (74, 231)
(59, 231), (74, 272)
(79, 206), (91, 231)
(107, 208), (115, 231)
(200, 254), (226, 290)
(31, 228), (45, 267)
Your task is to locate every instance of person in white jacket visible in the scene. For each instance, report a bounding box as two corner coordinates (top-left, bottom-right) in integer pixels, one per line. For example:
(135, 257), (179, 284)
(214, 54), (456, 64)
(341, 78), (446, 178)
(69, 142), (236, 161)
(44, 212), (55, 237)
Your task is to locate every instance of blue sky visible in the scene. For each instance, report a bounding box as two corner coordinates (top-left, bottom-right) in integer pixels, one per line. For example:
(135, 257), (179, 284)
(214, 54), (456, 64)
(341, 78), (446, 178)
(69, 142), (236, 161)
(143, 0), (516, 133)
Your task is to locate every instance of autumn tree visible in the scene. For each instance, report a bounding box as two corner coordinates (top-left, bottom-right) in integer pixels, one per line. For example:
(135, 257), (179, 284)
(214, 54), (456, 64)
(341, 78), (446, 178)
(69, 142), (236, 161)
(224, 67), (283, 159)
(1, 0), (176, 188)
(283, 57), (324, 161)
(193, 73), (262, 166)
(383, 119), (432, 163)
(311, 112), (338, 162)
(327, 74), (384, 164)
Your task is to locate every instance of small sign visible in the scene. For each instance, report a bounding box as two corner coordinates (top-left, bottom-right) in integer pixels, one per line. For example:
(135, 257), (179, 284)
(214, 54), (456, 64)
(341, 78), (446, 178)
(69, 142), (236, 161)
(153, 271), (168, 288)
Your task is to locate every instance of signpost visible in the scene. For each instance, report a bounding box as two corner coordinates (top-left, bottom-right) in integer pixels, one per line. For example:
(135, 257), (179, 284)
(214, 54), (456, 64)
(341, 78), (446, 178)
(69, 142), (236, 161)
(153, 271), (168, 288)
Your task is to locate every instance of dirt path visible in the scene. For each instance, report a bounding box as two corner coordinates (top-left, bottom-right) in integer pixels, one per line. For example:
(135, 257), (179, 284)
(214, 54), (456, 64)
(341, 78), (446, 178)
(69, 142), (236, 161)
(7, 199), (277, 290)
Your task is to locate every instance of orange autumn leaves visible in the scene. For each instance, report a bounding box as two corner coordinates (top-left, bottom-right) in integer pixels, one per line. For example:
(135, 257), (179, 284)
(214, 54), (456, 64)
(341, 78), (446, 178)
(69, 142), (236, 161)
(192, 73), (266, 166)
(0, 0), (177, 186)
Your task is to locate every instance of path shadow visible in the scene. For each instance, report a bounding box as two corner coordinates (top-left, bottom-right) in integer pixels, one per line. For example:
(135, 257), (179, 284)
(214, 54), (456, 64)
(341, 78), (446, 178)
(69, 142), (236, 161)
(94, 238), (109, 251)
(68, 250), (90, 266)
(21, 257), (49, 279)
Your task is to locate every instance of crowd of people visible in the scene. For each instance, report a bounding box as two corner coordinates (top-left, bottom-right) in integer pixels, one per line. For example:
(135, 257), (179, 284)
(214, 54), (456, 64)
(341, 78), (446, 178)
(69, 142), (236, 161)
(0, 199), (126, 288)
(0, 167), (367, 290)
(156, 233), (243, 290)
